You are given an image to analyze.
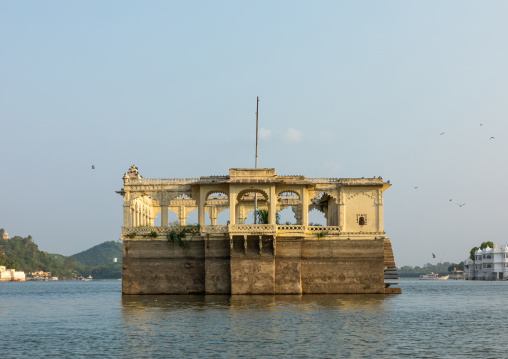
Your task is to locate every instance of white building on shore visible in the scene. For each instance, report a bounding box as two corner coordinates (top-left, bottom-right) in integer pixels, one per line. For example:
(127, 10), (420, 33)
(464, 245), (508, 280)
(0, 266), (26, 282)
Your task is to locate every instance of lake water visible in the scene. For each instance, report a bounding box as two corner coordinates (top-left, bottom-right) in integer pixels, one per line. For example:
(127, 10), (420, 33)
(1, 279), (506, 358)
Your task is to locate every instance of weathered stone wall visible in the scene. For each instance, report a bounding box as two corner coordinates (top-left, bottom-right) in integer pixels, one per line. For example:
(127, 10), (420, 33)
(122, 237), (388, 295)
(275, 239), (302, 294)
(230, 236), (275, 294)
(204, 238), (230, 294)
(301, 239), (385, 294)
(122, 240), (205, 294)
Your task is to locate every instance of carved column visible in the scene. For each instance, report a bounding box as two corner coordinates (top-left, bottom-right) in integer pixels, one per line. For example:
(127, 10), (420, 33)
(198, 189), (206, 227)
(179, 207), (187, 226)
(229, 187), (237, 225)
(161, 205), (168, 226)
(211, 207), (218, 226)
(238, 205), (245, 224)
(302, 189), (309, 226)
(269, 186), (276, 224)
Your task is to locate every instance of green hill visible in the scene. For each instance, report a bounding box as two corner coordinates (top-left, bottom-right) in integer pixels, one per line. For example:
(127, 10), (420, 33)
(71, 241), (122, 266)
(0, 229), (124, 279)
(0, 234), (76, 278)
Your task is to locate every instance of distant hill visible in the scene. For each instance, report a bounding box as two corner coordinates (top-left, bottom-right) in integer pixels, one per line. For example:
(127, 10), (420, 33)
(0, 234), (76, 278)
(71, 241), (122, 267)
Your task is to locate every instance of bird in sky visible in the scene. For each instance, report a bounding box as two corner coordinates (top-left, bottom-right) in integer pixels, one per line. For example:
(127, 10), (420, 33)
(457, 203), (466, 207)
(449, 199), (452, 202)
(92, 165), (95, 169)
(490, 137), (495, 140)
(440, 132), (445, 135)
(480, 124), (483, 126)
(432, 253), (436, 258)
(414, 187), (418, 189)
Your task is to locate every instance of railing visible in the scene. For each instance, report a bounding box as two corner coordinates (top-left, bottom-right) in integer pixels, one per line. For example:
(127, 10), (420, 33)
(307, 226), (342, 235)
(122, 226), (168, 236)
(228, 224), (277, 235)
(120, 225), (390, 239)
(202, 225), (228, 234)
(126, 178), (200, 185)
(277, 225), (305, 236)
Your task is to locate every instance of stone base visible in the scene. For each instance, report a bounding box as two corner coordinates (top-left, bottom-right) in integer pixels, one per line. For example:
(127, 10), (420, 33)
(122, 236), (398, 295)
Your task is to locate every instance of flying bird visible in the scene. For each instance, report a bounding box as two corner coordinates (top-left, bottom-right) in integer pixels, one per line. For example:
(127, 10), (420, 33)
(92, 165), (95, 169)
(480, 124), (483, 126)
(432, 253), (436, 258)
(440, 132), (445, 135)
(490, 137), (495, 140)
(414, 187), (418, 189)
(457, 203), (466, 207)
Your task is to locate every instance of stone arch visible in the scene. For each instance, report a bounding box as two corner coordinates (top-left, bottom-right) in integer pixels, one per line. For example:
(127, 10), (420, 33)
(236, 188), (269, 203)
(235, 188), (269, 224)
(204, 191), (229, 226)
(277, 190), (302, 225)
(276, 189), (301, 199)
(205, 190), (229, 201)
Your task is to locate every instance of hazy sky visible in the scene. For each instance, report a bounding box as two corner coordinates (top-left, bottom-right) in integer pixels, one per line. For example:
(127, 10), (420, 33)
(1, 1), (507, 266)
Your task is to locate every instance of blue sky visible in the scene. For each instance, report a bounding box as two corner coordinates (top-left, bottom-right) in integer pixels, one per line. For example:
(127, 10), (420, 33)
(1, 1), (507, 266)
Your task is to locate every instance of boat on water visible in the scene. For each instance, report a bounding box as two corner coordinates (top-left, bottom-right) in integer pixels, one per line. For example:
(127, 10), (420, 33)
(419, 272), (449, 280)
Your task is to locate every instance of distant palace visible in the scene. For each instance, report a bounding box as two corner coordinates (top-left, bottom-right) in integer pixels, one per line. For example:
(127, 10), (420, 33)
(117, 166), (400, 294)
(464, 245), (508, 280)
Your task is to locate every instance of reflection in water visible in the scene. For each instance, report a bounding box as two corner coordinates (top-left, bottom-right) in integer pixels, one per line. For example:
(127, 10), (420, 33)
(120, 294), (393, 358)
(3, 280), (508, 358)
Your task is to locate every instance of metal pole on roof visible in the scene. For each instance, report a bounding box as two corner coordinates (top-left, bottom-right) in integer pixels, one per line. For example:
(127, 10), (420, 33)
(254, 96), (259, 224)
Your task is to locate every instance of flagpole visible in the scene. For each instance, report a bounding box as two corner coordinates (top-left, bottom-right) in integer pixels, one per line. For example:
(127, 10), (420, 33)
(254, 96), (259, 224)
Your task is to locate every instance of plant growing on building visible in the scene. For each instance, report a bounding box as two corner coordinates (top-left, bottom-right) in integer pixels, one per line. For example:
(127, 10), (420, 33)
(147, 231), (158, 238)
(126, 232), (137, 239)
(255, 209), (280, 225)
(166, 225), (200, 247)
(316, 231), (328, 239)
(480, 241), (494, 250)
(469, 242), (494, 261)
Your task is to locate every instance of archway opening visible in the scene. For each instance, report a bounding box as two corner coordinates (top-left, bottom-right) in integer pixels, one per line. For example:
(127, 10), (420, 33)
(154, 212), (161, 226)
(236, 190), (269, 224)
(308, 208), (326, 226)
(278, 207), (296, 225)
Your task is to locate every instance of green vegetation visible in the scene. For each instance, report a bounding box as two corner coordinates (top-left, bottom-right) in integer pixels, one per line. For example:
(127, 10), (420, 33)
(469, 241), (494, 260)
(255, 209), (280, 224)
(71, 241), (122, 267)
(316, 231), (328, 238)
(0, 229), (123, 279)
(398, 261), (464, 277)
(0, 234), (76, 278)
(146, 230), (158, 238)
(166, 225), (200, 247)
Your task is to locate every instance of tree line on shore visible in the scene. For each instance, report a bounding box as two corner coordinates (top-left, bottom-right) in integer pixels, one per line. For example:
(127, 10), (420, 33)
(0, 228), (122, 279)
(398, 261), (464, 277)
